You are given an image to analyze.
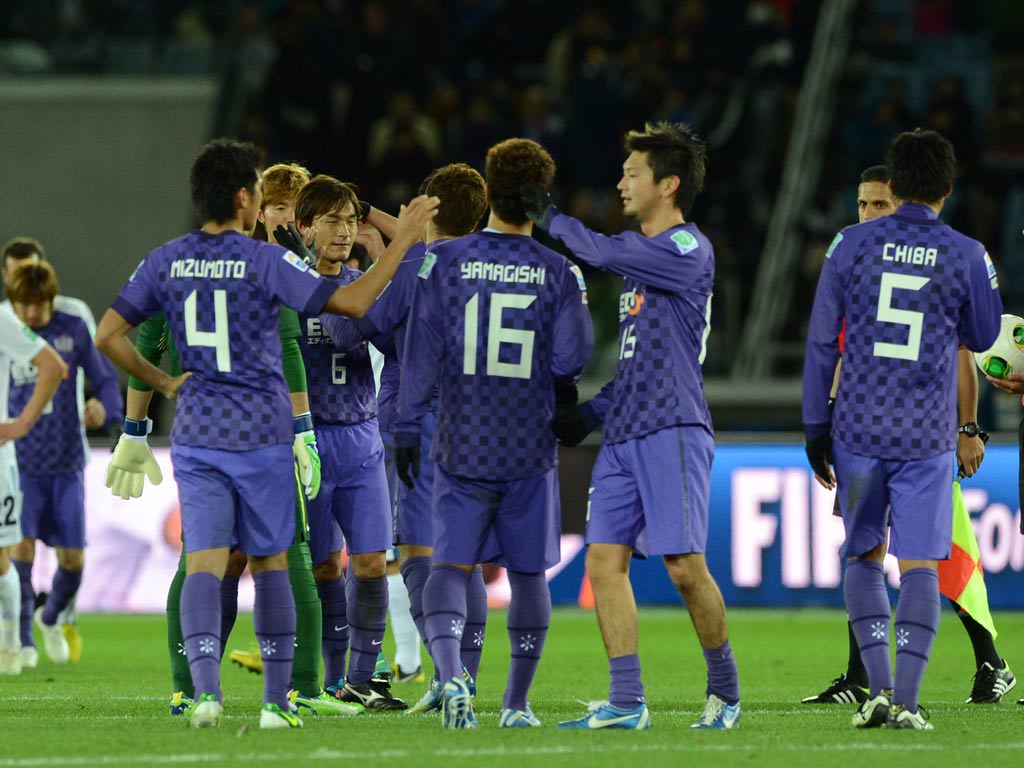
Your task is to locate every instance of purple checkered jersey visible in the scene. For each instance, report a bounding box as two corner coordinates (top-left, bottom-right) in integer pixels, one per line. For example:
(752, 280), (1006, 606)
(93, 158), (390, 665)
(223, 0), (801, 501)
(374, 345), (400, 433)
(547, 214), (714, 443)
(303, 267), (378, 425)
(355, 242), (443, 420)
(396, 230), (594, 481)
(8, 311), (123, 473)
(112, 230), (336, 449)
(803, 203), (1002, 460)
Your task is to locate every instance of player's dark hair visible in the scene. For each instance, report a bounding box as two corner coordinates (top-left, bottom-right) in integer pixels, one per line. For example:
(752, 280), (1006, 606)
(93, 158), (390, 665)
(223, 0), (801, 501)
(485, 138), (556, 226)
(859, 165), (889, 184)
(7, 260), (59, 304)
(189, 138), (264, 224)
(294, 174), (360, 228)
(624, 121), (706, 215)
(2, 236), (46, 264)
(425, 163), (487, 237)
(885, 128), (956, 204)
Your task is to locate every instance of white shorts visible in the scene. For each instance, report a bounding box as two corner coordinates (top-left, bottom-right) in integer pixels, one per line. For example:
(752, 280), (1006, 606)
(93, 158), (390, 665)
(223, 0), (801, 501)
(0, 446), (23, 547)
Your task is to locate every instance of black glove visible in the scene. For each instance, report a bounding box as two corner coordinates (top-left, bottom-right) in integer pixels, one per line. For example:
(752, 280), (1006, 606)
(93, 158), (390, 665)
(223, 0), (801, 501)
(274, 223), (318, 266)
(804, 433), (834, 483)
(552, 386), (592, 446)
(519, 183), (557, 229)
(395, 444), (421, 489)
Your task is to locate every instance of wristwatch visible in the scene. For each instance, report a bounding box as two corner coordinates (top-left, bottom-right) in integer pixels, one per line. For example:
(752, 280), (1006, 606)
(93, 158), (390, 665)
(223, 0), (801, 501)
(958, 422), (982, 438)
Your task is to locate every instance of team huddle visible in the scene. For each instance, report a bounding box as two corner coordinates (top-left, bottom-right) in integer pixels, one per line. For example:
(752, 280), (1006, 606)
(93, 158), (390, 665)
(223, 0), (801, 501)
(0, 123), (1008, 733)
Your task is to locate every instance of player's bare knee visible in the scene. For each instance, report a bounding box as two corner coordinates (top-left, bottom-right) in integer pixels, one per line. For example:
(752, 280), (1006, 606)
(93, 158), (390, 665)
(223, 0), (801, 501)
(313, 558), (343, 583)
(56, 548), (84, 571)
(663, 553), (708, 593)
(351, 552), (386, 579)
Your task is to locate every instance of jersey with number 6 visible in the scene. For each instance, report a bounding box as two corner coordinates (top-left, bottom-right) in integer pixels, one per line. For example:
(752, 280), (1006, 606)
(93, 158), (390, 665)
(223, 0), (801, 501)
(397, 231), (594, 481)
(803, 202), (1002, 460)
(111, 230), (336, 450)
(546, 214), (715, 443)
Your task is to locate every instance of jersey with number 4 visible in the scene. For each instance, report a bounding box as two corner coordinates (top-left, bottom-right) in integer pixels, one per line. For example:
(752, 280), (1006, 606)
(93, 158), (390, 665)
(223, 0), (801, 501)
(397, 231), (594, 481)
(111, 230), (336, 450)
(547, 215), (714, 443)
(803, 202), (1002, 460)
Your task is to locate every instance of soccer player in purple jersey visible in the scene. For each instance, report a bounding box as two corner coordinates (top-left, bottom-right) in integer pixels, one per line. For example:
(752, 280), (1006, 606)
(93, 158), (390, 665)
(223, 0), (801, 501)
(333, 164), (491, 713)
(803, 129), (1002, 730)
(521, 121), (740, 731)
(290, 174), (407, 710)
(3, 236), (119, 663)
(803, 166), (1014, 707)
(0, 309), (67, 675)
(6, 262), (122, 667)
(397, 138), (594, 729)
(94, 138), (437, 729)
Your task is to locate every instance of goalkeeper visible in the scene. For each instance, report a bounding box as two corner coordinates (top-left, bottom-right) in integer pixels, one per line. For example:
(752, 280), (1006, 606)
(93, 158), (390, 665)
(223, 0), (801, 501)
(106, 163), (362, 718)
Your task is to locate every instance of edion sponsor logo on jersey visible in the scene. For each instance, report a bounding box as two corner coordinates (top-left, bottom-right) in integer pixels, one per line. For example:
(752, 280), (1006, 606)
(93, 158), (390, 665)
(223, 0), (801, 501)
(619, 288), (645, 321)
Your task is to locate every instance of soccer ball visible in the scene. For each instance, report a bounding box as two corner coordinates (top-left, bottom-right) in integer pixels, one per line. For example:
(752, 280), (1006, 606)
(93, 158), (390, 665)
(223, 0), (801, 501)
(974, 314), (1024, 379)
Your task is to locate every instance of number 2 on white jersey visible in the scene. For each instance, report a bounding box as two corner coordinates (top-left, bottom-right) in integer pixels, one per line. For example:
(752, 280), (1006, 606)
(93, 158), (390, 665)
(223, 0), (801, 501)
(184, 289), (232, 372)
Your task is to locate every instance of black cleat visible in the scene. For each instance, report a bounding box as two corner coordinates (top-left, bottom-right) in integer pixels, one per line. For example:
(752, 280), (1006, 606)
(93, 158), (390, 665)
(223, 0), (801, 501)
(801, 674), (869, 705)
(338, 679), (408, 711)
(965, 660), (1016, 703)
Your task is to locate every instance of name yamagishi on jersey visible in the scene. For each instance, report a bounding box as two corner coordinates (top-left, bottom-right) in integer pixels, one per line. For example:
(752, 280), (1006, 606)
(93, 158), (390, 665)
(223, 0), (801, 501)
(546, 214), (715, 443)
(111, 230), (336, 450)
(396, 231), (593, 481)
(802, 202), (1002, 460)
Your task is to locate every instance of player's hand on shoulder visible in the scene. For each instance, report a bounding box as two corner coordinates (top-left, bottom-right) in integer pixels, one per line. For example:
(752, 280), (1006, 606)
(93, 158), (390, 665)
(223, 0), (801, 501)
(356, 222), (386, 262)
(274, 223), (318, 266)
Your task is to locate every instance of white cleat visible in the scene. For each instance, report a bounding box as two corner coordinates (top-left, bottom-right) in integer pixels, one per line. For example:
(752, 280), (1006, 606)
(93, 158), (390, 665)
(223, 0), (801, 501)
(0, 647), (22, 675)
(34, 607), (69, 664)
(19, 646), (38, 668)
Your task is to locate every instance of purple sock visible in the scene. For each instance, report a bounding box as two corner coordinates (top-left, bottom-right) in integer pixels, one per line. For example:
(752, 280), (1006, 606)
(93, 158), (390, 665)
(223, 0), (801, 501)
(422, 565), (470, 684)
(254, 570), (295, 709)
(180, 572), (222, 701)
(12, 560), (34, 647)
(346, 573), (388, 685)
(609, 654), (645, 709)
(219, 575), (240, 659)
(462, 566), (487, 682)
(399, 556), (431, 649)
(893, 567), (940, 713)
(703, 640), (740, 705)
(42, 566), (82, 625)
(503, 571), (551, 711)
(844, 559), (893, 695)
(317, 575), (348, 685)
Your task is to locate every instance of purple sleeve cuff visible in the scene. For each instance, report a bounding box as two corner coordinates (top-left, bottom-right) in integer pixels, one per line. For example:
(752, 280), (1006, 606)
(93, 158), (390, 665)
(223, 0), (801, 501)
(110, 295), (147, 327)
(304, 280), (340, 315)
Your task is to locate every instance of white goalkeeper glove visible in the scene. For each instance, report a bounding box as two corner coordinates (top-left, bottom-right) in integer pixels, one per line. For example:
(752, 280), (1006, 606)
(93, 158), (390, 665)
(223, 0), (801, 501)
(106, 418), (162, 500)
(293, 412), (321, 500)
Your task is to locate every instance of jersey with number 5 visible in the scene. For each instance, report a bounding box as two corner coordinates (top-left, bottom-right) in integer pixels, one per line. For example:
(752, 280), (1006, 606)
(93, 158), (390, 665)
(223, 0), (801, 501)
(397, 231), (594, 481)
(803, 202), (1001, 460)
(111, 230), (336, 450)
(546, 215), (715, 444)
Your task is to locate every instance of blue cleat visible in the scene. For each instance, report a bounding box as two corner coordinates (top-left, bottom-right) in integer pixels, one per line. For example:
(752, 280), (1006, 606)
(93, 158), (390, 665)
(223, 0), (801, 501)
(406, 675), (443, 715)
(690, 694), (741, 730)
(557, 700), (651, 730)
(441, 676), (478, 729)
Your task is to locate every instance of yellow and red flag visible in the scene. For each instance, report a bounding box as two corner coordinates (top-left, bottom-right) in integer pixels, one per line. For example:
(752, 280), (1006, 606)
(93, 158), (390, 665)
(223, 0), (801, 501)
(937, 481), (997, 638)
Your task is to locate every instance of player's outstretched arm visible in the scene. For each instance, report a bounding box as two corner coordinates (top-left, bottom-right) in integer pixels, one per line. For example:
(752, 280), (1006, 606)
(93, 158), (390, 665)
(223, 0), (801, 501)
(322, 194), (439, 319)
(96, 309), (190, 401)
(0, 344), (68, 445)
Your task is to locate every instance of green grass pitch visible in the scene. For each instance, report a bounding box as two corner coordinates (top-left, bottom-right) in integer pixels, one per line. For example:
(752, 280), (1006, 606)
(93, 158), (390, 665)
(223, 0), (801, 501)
(3, 607), (1023, 767)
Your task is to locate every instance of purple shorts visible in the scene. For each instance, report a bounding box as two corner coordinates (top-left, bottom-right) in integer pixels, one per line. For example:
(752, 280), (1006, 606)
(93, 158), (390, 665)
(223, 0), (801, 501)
(833, 441), (953, 560)
(307, 419), (392, 564)
(586, 425), (713, 557)
(432, 465), (556, 572)
(172, 443), (295, 557)
(396, 410), (438, 548)
(19, 470), (85, 549)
